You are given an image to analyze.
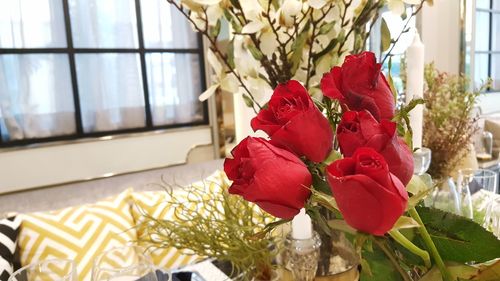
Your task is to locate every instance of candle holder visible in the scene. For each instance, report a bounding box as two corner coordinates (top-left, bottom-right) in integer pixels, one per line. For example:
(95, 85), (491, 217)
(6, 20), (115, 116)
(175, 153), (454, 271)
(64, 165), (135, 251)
(413, 147), (432, 175)
(284, 231), (321, 281)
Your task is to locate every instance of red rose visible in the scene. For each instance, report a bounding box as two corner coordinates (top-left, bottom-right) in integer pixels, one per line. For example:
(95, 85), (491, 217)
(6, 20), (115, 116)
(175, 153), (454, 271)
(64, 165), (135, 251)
(251, 80), (333, 162)
(326, 147), (408, 236)
(224, 137), (312, 219)
(321, 51), (395, 120)
(337, 110), (414, 186)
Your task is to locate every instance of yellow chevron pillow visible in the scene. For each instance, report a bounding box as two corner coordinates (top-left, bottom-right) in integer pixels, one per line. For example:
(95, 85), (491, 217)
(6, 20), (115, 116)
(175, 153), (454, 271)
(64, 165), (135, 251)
(18, 189), (137, 281)
(132, 170), (229, 269)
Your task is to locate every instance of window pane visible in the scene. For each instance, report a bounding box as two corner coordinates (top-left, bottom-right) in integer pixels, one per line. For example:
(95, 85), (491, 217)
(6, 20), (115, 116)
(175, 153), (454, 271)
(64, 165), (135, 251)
(494, 1), (500, 10)
(69, 0), (138, 48)
(140, 0), (198, 49)
(0, 0), (66, 48)
(146, 53), (204, 126)
(476, 0), (491, 9)
(493, 14), (500, 51)
(475, 11), (490, 51)
(0, 54), (75, 141)
(492, 54), (500, 90)
(75, 54), (145, 133)
(474, 53), (489, 88)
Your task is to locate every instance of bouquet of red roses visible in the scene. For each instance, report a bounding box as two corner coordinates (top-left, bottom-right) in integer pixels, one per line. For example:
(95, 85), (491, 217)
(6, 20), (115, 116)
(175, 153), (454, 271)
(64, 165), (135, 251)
(224, 52), (500, 281)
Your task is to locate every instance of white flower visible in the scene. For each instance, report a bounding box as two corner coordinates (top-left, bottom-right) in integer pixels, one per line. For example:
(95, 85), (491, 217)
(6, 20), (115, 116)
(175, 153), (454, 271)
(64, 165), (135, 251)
(241, 20), (266, 34)
(388, 0), (405, 15)
(280, 0), (303, 27)
(260, 30), (279, 56)
(308, 0), (327, 9)
(206, 4), (223, 26)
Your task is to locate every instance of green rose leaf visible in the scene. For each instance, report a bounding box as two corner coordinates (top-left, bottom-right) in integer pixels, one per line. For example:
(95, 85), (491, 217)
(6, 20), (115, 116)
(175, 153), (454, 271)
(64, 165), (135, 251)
(416, 206), (500, 263)
(360, 247), (402, 281)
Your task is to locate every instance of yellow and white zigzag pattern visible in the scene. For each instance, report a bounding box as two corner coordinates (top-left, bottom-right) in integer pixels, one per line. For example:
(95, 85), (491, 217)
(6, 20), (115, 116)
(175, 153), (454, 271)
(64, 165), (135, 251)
(132, 170), (230, 269)
(18, 189), (137, 281)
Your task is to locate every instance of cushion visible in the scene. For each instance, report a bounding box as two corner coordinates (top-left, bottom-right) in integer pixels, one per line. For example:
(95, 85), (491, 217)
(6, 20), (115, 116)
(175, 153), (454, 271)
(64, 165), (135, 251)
(0, 216), (21, 281)
(132, 170), (229, 269)
(485, 118), (500, 151)
(18, 189), (137, 281)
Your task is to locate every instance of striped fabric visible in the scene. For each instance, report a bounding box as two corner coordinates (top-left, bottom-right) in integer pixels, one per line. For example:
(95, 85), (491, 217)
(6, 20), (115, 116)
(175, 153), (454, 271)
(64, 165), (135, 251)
(0, 216), (21, 281)
(18, 189), (138, 281)
(132, 170), (229, 269)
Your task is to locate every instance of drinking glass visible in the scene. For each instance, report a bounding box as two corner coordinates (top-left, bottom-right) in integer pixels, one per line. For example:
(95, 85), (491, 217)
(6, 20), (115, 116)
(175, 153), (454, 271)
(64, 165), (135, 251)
(413, 147), (432, 175)
(8, 259), (76, 281)
(457, 169), (498, 221)
(483, 197), (500, 238)
(92, 246), (159, 281)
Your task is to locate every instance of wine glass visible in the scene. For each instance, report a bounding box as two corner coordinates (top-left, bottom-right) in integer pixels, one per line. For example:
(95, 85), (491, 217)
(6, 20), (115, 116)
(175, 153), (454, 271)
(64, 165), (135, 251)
(413, 147), (432, 175)
(92, 246), (159, 281)
(456, 168), (498, 221)
(8, 259), (76, 281)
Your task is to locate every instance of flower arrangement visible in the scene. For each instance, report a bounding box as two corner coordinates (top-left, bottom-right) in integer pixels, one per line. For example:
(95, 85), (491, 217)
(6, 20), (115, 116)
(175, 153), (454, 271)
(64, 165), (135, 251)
(422, 63), (488, 180)
(166, 0), (429, 111)
(224, 52), (500, 281)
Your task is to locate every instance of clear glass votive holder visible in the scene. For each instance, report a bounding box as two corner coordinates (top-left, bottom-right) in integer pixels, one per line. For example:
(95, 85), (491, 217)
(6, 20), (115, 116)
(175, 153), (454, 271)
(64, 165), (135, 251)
(284, 232), (321, 281)
(413, 147), (432, 175)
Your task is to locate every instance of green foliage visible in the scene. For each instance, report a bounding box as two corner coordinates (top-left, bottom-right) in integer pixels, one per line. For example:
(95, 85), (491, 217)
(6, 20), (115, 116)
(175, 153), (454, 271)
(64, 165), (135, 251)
(415, 206), (500, 263)
(136, 179), (278, 280)
(360, 245), (403, 281)
(381, 18), (391, 53)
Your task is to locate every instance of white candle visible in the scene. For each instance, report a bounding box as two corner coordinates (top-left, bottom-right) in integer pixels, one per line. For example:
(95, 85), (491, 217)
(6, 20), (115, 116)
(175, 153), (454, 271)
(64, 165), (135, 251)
(292, 208), (313, 240)
(405, 30), (425, 150)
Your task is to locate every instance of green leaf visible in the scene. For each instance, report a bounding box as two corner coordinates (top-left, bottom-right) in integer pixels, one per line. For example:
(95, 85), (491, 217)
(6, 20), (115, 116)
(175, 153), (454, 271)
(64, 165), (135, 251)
(227, 40), (235, 69)
(387, 56), (399, 102)
(310, 188), (339, 212)
(392, 216), (420, 230)
(319, 21), (335, 35)
(416, 206), (500, 263)
(381, 18), (391, 52)
(209, 19), (221, 38)
(247, 43), (263, 61)
(361, 246), (403, 281)
(324, 150), (342, 165)
(290, 24), (309, 74)
(242, 94), (254, 108)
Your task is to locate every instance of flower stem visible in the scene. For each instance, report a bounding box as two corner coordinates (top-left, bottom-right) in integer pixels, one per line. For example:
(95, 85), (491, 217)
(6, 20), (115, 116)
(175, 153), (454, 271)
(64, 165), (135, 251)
(389, 230), (431, 268)
(408, 208), (453, 281)
(373, 238), (413, 281)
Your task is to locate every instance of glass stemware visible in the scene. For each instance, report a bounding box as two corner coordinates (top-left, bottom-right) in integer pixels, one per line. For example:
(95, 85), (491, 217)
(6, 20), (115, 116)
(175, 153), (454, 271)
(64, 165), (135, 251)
(8, 259), (76, 281)
(92, 246), (159, 281)
(456, 168), (498, 221)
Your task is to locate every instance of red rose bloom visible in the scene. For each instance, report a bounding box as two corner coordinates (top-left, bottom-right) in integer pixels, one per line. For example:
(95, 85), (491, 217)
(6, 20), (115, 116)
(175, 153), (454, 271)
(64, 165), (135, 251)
(224, 137), (312, 219)
(336, 110), (414, 186)
(326, 147), (408, 236)
(321, 51), (395, 120)
(251, 80), (333, 162)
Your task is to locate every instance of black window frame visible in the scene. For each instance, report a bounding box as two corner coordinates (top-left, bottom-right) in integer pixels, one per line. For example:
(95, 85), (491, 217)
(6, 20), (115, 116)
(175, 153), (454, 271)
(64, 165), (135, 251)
(475, 0), (500, 92)
(0, 0), (208, 148)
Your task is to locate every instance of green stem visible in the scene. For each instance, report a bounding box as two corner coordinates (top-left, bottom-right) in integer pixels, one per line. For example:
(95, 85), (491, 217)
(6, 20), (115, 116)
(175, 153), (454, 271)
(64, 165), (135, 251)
(389, 230), (431, 268)
(408, 208), (453, 281)
(373, 238), (413, 281)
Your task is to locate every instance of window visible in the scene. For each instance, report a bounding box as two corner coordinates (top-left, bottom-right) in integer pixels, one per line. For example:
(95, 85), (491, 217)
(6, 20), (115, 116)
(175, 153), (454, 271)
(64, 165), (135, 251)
(465, 0), (500, 91)
(0, 0), (207, 147)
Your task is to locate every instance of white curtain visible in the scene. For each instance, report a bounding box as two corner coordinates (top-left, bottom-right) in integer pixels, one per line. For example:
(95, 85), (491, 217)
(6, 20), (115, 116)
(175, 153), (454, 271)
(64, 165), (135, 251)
(143, 0), (203, 126)
(0, 0), (74, 141)
(0, 0), (204, 141)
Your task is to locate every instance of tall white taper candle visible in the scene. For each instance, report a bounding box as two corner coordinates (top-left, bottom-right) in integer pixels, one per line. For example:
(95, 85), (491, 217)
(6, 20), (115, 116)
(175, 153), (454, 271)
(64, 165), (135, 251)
(405, 31), (425, 149)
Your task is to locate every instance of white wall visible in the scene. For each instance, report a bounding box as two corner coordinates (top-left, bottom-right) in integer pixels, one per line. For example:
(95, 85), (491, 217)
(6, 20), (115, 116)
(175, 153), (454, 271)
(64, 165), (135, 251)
(420, 0), (461, 74)
(0, 126), (214, 193)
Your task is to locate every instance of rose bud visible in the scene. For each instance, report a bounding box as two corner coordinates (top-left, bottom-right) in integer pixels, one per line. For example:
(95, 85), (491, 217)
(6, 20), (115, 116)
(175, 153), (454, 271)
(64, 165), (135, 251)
(320, 51), (395, 121)
(337, 110), (414, 186)
(326, 147), (408, 236)
(224, 137), (312, 219)
(251, 80), (333, 162)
